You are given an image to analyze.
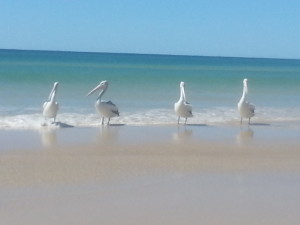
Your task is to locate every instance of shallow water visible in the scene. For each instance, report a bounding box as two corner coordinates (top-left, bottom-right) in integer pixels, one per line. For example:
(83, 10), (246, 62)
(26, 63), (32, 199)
(1, 49), (300, 128)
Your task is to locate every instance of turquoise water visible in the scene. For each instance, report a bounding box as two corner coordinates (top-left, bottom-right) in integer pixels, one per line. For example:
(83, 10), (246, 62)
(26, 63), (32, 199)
(1, 49), (300, 128)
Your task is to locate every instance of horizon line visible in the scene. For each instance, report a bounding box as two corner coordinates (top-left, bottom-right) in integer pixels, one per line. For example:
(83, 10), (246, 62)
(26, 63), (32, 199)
(1, 48), (299, 61)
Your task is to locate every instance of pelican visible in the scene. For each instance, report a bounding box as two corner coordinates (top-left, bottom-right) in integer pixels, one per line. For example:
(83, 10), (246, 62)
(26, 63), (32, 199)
(43, 82), (59, 123)
(238, 78), (255, 124)
(87, 80), (119, 125)
(174, 81), (193, 125)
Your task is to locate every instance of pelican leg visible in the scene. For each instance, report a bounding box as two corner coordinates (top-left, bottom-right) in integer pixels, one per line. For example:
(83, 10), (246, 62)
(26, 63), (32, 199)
(177, 117), (180, 125)
(107, 118), (111, 125)
(184, 117), (187, 125)
(240, 117), (243, 125)
(248, 118), (251, 125)
(101, 117), (104, 125)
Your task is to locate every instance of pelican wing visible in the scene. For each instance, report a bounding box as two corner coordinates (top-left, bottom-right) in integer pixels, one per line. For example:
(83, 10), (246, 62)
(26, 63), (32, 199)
(101, 100), (119, 116)
(112, 109), (119, 116)
(106, 100), (117, 107)
(248, 102), (255, 113)
(187, 107), (193, 116)
(184, 102), (193, 116)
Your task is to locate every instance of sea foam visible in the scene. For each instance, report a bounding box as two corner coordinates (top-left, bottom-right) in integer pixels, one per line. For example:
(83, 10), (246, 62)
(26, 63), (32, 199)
(1, 107), (300, 129)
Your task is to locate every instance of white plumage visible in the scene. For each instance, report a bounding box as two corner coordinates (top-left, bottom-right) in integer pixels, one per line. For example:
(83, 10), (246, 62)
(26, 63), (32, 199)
(43, 82), (59, 123)
(238, 78), (255, 124)
(174, 81), (193, 125)
(87, 80), (119, 125)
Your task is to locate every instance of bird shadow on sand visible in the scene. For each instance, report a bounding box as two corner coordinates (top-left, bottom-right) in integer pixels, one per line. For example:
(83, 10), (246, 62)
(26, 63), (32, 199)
(249, 122), (271, 126)
(106, 123), (126, 127)
(50, 122), (74, 128)
(184, 123), (208, 127)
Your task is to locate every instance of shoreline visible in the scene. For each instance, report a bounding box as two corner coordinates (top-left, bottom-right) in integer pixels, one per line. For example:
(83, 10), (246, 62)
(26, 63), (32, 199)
(0, 121), (300, 146)
(1, 121), (300, 150)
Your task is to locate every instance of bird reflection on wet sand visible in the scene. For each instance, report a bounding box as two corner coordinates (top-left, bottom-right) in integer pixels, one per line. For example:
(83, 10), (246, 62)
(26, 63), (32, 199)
(94, 125), (121, 145)
(236, 127), (254, 145)
(40, 128), (57, 148)
(173, 126), (193, 142)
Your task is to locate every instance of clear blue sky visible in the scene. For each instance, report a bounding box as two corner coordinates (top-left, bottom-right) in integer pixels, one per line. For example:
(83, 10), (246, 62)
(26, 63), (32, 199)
(1, 0), (300, 59)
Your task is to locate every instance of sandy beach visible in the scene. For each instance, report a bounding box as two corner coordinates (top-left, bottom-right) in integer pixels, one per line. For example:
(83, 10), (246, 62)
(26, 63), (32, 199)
(2, 1), (300, 223)
(1, 124), (300, 225)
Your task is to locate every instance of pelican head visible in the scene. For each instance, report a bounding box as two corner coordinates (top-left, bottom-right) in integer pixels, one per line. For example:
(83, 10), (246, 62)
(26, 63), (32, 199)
(87, 80), (108, 97)
(53, 82), (59, 92)
(180, 81), (185, 88)
(179, 81), (187, 101)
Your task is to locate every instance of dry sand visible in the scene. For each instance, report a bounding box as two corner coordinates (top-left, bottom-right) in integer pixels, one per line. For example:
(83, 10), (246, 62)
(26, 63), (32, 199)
(1, 124), (300, 224)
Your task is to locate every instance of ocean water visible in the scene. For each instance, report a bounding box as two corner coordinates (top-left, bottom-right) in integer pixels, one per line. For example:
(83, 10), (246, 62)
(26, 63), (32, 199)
(1, 49), (300, 129)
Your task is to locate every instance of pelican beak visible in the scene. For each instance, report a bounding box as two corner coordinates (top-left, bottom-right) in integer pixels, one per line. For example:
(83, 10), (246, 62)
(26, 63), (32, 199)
(53, 82), (59, 90)
(86, 84), (103, 96)
(48, 82), (59, 101)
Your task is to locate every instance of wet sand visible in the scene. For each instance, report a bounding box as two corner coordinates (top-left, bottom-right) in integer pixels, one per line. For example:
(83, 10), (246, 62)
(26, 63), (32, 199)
(1, 124), (300, 224)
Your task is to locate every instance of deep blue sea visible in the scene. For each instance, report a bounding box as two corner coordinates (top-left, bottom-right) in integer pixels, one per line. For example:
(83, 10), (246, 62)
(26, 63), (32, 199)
(1, 49), (300, 128)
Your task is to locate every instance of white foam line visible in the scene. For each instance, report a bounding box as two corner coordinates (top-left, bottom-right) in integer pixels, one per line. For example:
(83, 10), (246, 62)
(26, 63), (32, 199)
(1, 107), (300, 129)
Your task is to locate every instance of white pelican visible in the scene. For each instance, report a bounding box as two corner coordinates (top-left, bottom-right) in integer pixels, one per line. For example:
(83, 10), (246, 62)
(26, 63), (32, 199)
(174, 81), (193, 125)
(43, 82), (59, 123)
(238, 78), (255, 124)
(87, 80), (119, 125)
